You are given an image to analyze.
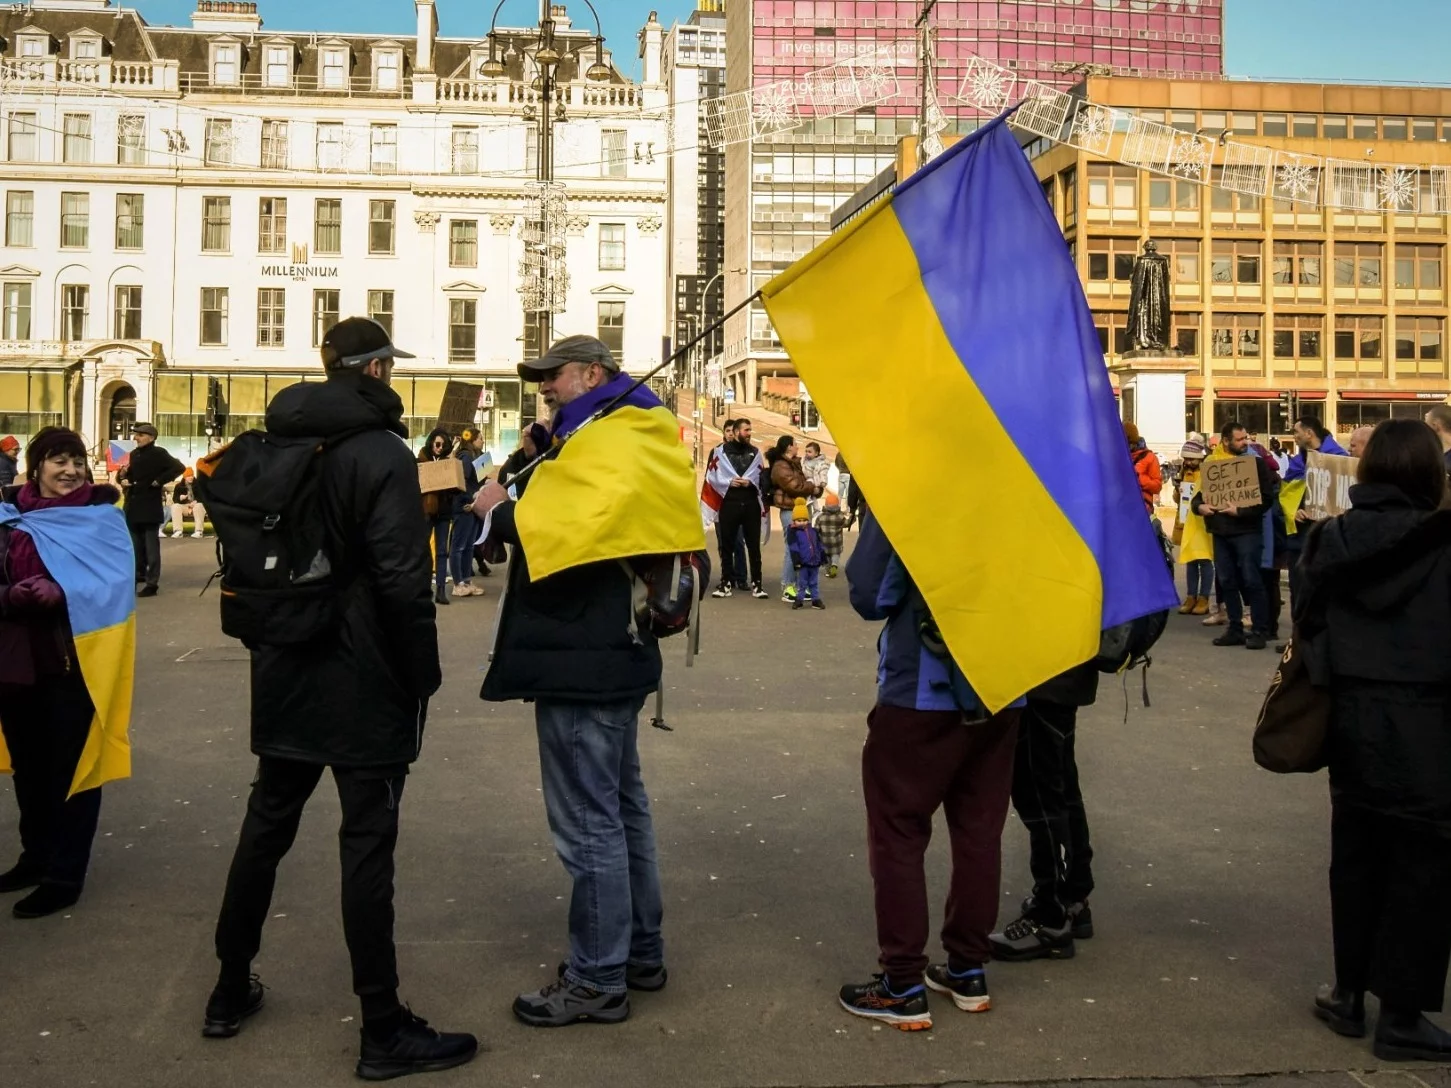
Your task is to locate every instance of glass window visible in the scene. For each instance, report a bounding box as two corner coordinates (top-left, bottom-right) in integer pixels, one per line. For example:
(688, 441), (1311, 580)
(8, 113), (36, 161)
(597, 301), (625, 355)
(1230, 112), (1257, 136)
(117, 114), (146, 165)
(202, 196), (231, 252)
(1413, 118), (1438, 142)
(369, 200), (395, 255)
(1334, 315), (1383, 359)
(211, 44), (238, 85)
(314, 198), (342, 255)
(312, 289), (339, 347)
(451, 126), (479, 174)
(204, 118), (233, 166)
(61, 284), (88, 341)
(257, 288), (285, 347)
(321, 48), (348, 89)
(1210, 314), (1262, 357)
(1173, 313), (1199, 355)
(1170, 111), (1197, 133)
(448, 298), (476, 362)
(5, 191), (33, 247)
(375, 51), (401, 92)
(1164, 238), (1200, 284)
(370, 124), (397, 175)
(1273, 315), (1323, 358)
(1293, 114), (1318, 138)
(258, 197), (287, 254)
(261, 120), (289, 170)
(115, 193), (144, 250)
(1271, 241), (1322, 285)
(1262, 113), (1287, 137)
(1199, 111), (1226, 136)
(1335, 242), (1382, 287)
(60, 192), (88, 248)
(1087, 164), (1137, 208)
(599, 223), (625, 271)
(449, 219), (477, 267)
(1352, 116), (1378, 140)
(1395, 244), (1442, 289)
(74, 38), (98, 60)
(200, 287), (229, 346)
(114, 285), (141, 339)
(1323, 115), (1348, 139)
(2, 282), (31, 340)
(265, 45), (291, 87)
(1212, 240), (1261, 284)
(63, 113), (92, 164)
(367, 290), (394, 337)
(602, 129), (627, 178)
(1061, 167), (1077, 227)
(315, 122), (343, 171)
(1383, 117), (1407, 141)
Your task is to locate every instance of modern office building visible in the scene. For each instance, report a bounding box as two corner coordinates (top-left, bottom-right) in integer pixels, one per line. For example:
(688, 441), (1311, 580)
(0, 0), (668, 463)
(1030, 75), (1451, 439)
(722, 0), (1225, 406)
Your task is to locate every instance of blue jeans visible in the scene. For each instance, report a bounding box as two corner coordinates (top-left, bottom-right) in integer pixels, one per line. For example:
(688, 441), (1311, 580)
(795, 564), (819, 601)
(779, 508), (793, 587)
(535, 697), (664, 994)
(1213, 533), (1269, 635)
(1185, 559), (1214, 598)
(449, 511), (477, 584)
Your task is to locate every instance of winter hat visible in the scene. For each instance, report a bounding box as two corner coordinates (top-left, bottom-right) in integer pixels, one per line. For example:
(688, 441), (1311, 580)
(824, 492), (840, 508)
(25, 426), (88, 479)
(0, 435), (18, 455)
(1180, 440), (1207, 461)
(791, 498), (809, 521)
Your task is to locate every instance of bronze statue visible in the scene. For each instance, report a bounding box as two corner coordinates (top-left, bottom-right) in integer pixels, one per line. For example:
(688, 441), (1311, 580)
(1125, 240), (1173, 354)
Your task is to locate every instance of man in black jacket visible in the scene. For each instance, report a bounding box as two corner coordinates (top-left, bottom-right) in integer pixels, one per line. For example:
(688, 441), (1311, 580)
(204, 317), (477, 1081)
(711, 417), (769, 598)
(120, 423), (182, 596)
(1192, 421), (1281, 651)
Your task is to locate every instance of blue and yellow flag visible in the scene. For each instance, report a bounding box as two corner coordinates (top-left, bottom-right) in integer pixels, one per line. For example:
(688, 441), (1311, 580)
(0, 502), (135, 796)
(762, 116), (1177, 712)
(515, 374), (706, 581)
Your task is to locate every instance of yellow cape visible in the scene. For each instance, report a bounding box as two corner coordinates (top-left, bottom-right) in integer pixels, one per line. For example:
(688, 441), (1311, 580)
(515, 404), (707, 581)
(1175, 466), (1214, 565)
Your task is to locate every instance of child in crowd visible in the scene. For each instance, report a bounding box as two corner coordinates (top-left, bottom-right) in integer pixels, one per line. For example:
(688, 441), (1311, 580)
(786, 498), (826, 610)
(816, 492), (847, 578)
(1172, 439), (1214, 616)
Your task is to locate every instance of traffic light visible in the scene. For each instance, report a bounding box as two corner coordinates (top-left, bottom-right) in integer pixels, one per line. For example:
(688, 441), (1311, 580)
(1277, 390), (1296, 431)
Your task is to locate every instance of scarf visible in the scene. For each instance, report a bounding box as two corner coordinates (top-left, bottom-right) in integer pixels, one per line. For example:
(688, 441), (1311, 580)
(7, 481), (96, 583)
(549, 372), (662, 441)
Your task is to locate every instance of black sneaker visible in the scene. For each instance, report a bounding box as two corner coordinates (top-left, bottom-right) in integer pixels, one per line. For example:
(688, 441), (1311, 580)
(1068, 901), (1094, 940)
(837, 975), (932, 1031)
(750, 585), (770, 600)
(1245, 633), (1267, 650)
(137, 585), (158, 598)
(555, 960), (667, 993)
(513, 976), (629, 1027)
(1212, 630), (1246, 647)
(810, 598), (826, 610)
(12, 882), (80, 918)
(711, 584), (733, 599)
(356, 1008), (479, 1080)
(924, 964), (991, 1012)
(202, 975), (265, 1039)
(989, 914), (1075, 961)
(792, 600), (803, 610)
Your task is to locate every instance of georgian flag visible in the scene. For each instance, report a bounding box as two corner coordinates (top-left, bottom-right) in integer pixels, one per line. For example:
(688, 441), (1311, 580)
(700, 445), (768, 540)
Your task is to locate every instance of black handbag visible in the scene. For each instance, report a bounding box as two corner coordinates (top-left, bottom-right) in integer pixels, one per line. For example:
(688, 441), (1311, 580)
(1253, 632), (1330, 774)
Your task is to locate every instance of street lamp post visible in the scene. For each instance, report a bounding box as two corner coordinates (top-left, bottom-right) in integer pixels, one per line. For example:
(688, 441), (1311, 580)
(692, 270), (725, 467)
(480, 0), (612, 389)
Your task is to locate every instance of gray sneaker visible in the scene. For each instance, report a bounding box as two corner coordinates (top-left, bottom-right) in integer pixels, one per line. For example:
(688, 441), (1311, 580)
(989, 913), (1076, 962)
(513, 976), (630, 1027)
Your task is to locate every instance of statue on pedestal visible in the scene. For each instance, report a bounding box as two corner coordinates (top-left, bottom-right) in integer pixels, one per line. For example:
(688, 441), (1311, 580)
(1125, 240), (1174, 355)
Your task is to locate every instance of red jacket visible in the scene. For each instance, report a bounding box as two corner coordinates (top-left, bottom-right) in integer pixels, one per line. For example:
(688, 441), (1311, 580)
(1131, 447), (1162, 512)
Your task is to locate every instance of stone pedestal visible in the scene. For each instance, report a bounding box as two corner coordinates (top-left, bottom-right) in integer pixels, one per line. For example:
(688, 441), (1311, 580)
(1111, 351), (1197, 461)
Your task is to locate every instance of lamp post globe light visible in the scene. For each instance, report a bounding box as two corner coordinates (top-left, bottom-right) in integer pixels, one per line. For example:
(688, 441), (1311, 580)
(482, 1), (612, 380)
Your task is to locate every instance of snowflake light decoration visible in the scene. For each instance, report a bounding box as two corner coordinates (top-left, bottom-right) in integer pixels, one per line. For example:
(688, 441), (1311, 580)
(1069, 103), (1114, 154)
(1377, 166), (1418, 211)
(856, 53), (897, 103)
(1170, 134), (1211, 181)
(959, 57), (1013, 113)
(1273, 156), (1320, 204)
(750, 83), (798, 136)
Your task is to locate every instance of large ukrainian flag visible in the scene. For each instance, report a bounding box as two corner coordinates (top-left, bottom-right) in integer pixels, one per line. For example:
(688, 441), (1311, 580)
(0, 502), (135, 796)
(762, 115), (1177, 712)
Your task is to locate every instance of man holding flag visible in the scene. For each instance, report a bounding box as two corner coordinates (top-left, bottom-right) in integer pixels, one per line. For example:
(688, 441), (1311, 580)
(756, 114), (1177, 1024)
(701, 417), (769, 599)
(472, 334), (705, 1028)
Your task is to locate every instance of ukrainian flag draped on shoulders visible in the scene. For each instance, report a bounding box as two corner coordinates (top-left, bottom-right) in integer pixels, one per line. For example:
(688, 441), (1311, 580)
(0, 495), (135, 796)
(514, 373), (706, 581)
(761, 115), (1177, 712)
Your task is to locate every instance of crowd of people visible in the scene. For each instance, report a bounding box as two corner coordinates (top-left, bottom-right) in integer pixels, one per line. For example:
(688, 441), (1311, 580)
(4, 321), (1451, 1074)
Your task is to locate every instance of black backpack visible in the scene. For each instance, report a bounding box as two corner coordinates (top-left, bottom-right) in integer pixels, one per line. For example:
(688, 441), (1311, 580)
(194, 428), (362, 648)
(1093, 516), (1175, 711)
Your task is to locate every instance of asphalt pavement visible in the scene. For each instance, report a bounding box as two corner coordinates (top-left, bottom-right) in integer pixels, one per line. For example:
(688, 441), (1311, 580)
(0, 534), (1445, 1088)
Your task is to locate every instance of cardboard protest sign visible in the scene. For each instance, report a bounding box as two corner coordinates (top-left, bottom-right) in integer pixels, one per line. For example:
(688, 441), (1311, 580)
(435, 380), (486, 436)
(1302, 451), (1358, 520)
(1200, 456), (1262, 509)
(418, 457), (466, 493)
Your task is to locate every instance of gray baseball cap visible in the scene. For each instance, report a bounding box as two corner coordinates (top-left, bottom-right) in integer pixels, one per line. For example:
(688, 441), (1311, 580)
(518, 334), (619, 382)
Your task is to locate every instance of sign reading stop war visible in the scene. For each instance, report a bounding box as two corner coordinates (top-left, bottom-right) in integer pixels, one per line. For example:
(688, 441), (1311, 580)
(1303, 451), (1359, 520)
(1200, 456), (1262, 509)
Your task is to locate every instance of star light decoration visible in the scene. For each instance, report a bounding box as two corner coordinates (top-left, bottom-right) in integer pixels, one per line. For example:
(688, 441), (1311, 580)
(1170, 133), (1211, 182)
(1274, 155), (1320, 204)
(1377, 166), (1418, 211)
(958, 57), (1014, 113)
(751, 83), (799, 137)
(1069, 102), (1115, 155)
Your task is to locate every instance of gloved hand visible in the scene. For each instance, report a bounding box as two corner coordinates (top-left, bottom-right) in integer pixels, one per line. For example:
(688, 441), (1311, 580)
(3, 576), (65, 616)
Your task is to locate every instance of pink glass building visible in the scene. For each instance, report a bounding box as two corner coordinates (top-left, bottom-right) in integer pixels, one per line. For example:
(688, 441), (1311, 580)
(723, 1), (1225, 406)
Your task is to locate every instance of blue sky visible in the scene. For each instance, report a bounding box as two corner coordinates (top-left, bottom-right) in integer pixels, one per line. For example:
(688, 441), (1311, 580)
(126, 0), (1451, 84)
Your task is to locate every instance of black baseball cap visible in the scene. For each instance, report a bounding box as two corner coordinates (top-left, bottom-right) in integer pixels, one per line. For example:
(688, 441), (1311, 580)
(321, 316), (415, 371)
(518, 334), (619, 382)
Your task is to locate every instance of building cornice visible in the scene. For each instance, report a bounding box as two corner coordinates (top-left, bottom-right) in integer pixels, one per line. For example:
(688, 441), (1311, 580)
(411, 183), (665, 203)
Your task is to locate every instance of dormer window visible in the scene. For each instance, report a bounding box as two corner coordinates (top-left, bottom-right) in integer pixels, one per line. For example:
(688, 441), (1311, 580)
(321, 47), (348, 90)
(211, 42), (240, 86)
(373, 48), (401, 92)
(74, 39), (99, 61)
(18, 35), (47, 59)
(264, 44), (292, 87)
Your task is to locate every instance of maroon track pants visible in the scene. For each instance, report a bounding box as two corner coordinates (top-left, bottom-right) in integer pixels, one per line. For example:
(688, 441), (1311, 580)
(862, 704), (1020, 987)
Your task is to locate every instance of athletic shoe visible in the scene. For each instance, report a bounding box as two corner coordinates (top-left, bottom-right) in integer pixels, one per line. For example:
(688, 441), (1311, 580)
(1245, 633), (1267, 651)
(1068, 901), (1094, 940)
(827, 564), (839, 578)
(452, 584), (473, 598)
(356, 1009), (479, 1080)
(811, 598), (826, 610)
(782, 585), (797, 603)
(556, 960), (668, 993)
(171, 531), (184, 538)
(837, 975), (932, 1031)
(192, 531), (205, 539)
(513, 977), (630, 1027)
(924, 964), (991, 1012)
(202, 975), (265, 1039)
(1212, 629), (1246, 647)
(989, 914), (1075, 961)
(711, 584), (733, 599)
(792, 600), (803, 611)
(750, 585), (770, 600)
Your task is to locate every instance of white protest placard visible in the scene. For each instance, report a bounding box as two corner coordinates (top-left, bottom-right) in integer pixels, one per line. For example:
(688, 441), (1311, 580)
(1200, 456), (1262, 510)
(1303, 451), (1358, 520)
